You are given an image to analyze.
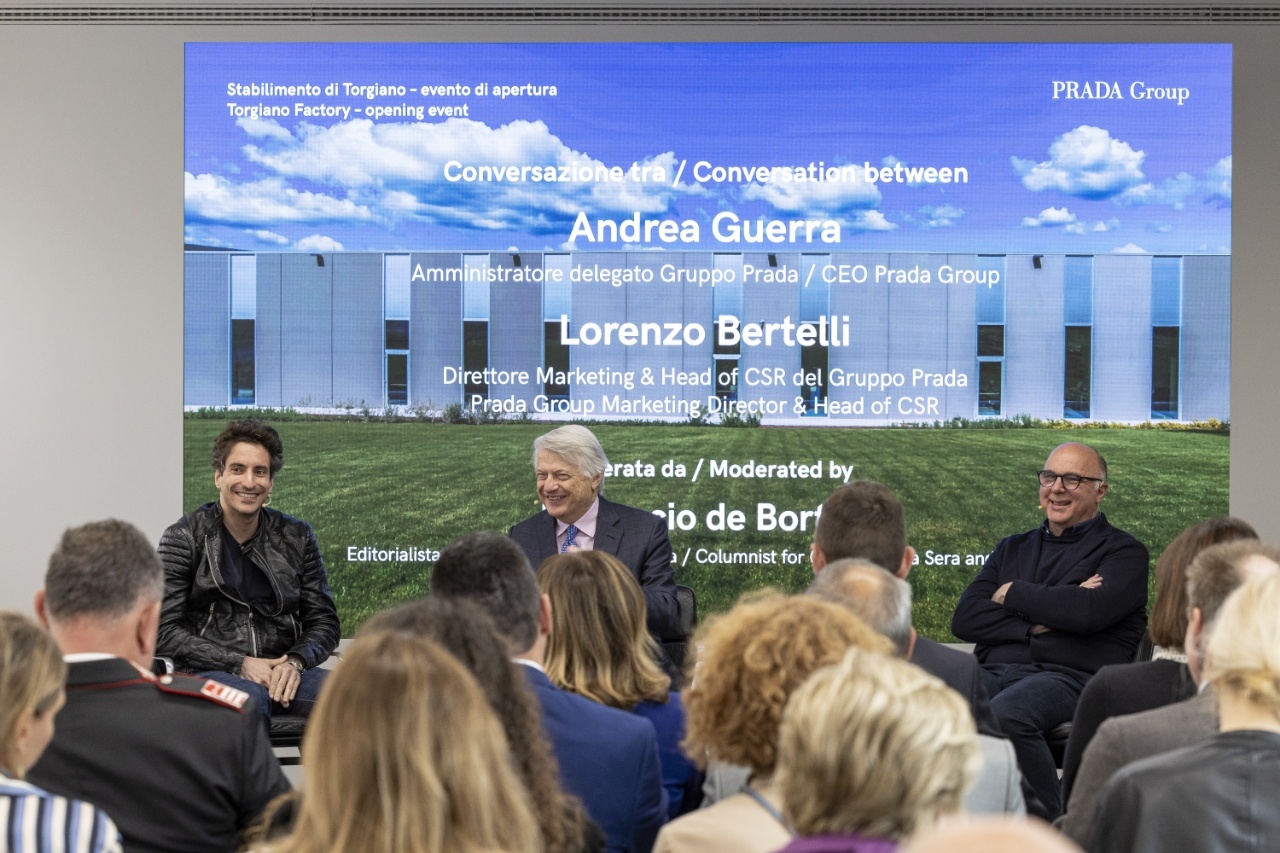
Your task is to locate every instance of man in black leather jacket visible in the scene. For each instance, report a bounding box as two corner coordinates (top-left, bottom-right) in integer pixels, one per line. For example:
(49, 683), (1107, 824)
(157, 419), (339, 728)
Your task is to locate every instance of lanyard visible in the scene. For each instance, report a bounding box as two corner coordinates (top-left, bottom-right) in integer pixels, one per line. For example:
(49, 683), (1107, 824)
(743, 784), (795, 837)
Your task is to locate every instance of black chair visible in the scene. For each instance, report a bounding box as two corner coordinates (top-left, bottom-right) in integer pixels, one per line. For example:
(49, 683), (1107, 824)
(661, 584), (698, 687)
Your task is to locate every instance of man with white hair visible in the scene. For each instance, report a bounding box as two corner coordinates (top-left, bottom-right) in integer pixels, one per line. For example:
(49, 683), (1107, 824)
(510, 424), (679, 637)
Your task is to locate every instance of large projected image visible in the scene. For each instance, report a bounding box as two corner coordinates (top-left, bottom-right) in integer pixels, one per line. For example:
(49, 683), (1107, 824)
(184, 43), (1231, 635)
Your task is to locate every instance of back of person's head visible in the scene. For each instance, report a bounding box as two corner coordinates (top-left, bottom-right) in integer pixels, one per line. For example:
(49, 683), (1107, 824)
(683, 592), (893, 778)
(532, 424), (609, 484)
(272, 630), (539, 853)
(813, 481), (907, 572)
(362, 597), (584, 853)
(808, 558), (913, 657)
(1149, 516), (1257, 648)
(1185, 539), (1280, 630)
(899, 817), (1084, 853)
(777, 647), (978, 841)
(429, 532), (539, 654)
(211, 418), (284, 477)
(537, 550), (669, 709)
(1204, 572), (1280, 722)
(43, 519), (164, 623)
(0, 611), (66, 778)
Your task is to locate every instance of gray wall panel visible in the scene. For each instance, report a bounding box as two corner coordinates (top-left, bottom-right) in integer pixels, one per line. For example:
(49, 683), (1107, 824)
(255, 255), (282, 408)
(1006, 254), (1064, 419)
(332, 253), (384, 408)
(184, 252), (228, 407)
(489, 252), (544, 404)
(1093, 255), (1153, 422)
(411, 253), (463, 408)
(280, 253), (334, 407)
(1182, 255), (1231, 421)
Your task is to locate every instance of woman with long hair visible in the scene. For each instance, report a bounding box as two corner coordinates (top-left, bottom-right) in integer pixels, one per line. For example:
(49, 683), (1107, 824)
(258, 629), (541, 853)
(0, 611), (121, 853)
(538, 550), (702, 818)
(361, 596), (599, 853)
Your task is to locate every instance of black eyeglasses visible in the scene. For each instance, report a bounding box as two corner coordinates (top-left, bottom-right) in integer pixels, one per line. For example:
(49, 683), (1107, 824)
(1038, 470), (1105, 490)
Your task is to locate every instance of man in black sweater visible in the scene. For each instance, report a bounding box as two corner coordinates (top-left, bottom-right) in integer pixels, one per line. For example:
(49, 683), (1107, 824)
(951, 442), (1149, 820)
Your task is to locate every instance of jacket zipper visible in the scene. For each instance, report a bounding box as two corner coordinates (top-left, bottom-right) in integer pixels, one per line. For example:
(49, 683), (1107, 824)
(200, 603), (216, 637)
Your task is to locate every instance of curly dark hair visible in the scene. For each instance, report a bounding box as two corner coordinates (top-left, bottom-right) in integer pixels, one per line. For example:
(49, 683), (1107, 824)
(211, 419), (284, 477)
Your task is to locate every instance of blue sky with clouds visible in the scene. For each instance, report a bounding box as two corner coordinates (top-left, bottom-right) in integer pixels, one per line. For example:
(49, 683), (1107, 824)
(186, 42), (1230, 254)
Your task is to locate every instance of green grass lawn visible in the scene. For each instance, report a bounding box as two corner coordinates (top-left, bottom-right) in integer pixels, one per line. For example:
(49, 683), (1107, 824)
(183, 420), (1228, 639)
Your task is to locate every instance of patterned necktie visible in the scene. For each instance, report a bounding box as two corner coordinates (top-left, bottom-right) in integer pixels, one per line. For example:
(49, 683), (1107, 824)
(561, 524), (579, 553)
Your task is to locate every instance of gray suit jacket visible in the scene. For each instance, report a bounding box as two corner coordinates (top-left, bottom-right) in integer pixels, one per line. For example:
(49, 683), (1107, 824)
(1056, 687), (1218, 845)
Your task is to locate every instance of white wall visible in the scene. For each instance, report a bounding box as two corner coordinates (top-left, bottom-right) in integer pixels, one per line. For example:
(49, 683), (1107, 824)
(2, 11), (1276, 615)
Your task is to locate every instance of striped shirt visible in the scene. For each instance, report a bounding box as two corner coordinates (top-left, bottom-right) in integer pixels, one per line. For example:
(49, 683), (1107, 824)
(0, 773), (121, 853)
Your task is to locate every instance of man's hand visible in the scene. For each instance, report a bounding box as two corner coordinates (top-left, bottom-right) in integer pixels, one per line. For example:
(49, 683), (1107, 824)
(1031, 624), (1052, 635)
(1080, 573), (1103, 589)
(240, 655), (288, 687)
(267, 658), (301, 706)
(992, 581), (1013, 605)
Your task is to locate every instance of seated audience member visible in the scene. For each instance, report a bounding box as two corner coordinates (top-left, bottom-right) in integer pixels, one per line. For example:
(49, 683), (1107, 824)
(653, 593), (892, 853)
(258, 629), (540, 853)
(809, 560), (1024, 815)
(1057, 539), (1280, 845)
(950, 443), (1149, 820)
(0, 611), (122, 853)
(157, 419), (339, 729)
(1089, 569), (1280, 853)
(810, 481), (1000, 737)
(28, 520), (289, 853)
(538, 550), (703, 819)
(1060, 516), (1258, 799)
(430, 531), (666, 853)
(509, 424), (679, 640)
(361, 596), (601, 853)
(774, 647), (980, 853)
(900, 817), (1083, 853)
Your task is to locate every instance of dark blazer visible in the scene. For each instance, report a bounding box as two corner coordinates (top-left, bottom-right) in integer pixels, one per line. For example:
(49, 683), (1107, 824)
(910, 636), (1003, 737)
(1088, 728), (1280, 853)
(510, 496), (680, 637)
(522, 665), (667, 853)
(1056, 687), (1218, 846)
(1060, 658), (1197, 800)
(28, 658), (289, 853)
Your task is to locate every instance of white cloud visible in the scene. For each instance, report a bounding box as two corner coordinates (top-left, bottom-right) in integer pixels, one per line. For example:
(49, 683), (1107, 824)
(1113, 243), (1147, 254)
(249, 229), (291, 245)
(1022, 206), (1078, 227)
(293, 234), (345, 252)
(740, 172), (881, 216)
(185, 172), (376, 226)
(916, 204), (964, 228)
(1022, 206), (1117, 235)
(228, 117), (700, 236)
(1011, 126), (1146, 199)
(1205, 156), (1231, 205)
(850, 210), (897, 231)
(236, 117), (294, 141)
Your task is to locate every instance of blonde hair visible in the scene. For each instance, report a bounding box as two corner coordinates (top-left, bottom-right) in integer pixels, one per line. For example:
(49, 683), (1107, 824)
(777, 647), (979, 840)
(263, 630), (542, 853)
(683, 591), (893, 776)
(0, 611), (66, 778)
(539, 551), (669, 709)
(1204, 570), (1280, 721)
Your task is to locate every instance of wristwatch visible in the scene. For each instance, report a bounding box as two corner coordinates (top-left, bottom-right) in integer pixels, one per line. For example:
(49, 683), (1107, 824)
(287, 655), (305, 674)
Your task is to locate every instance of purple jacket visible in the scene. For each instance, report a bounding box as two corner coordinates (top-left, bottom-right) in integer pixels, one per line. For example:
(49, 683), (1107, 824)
(774, 834), (897, 853)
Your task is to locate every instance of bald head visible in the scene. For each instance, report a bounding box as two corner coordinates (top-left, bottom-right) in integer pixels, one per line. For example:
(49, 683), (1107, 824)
(900, 817), (1083, 853)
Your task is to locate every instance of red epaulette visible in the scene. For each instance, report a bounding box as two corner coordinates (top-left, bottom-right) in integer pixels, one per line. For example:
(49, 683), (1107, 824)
(154, 672), (251, 711)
